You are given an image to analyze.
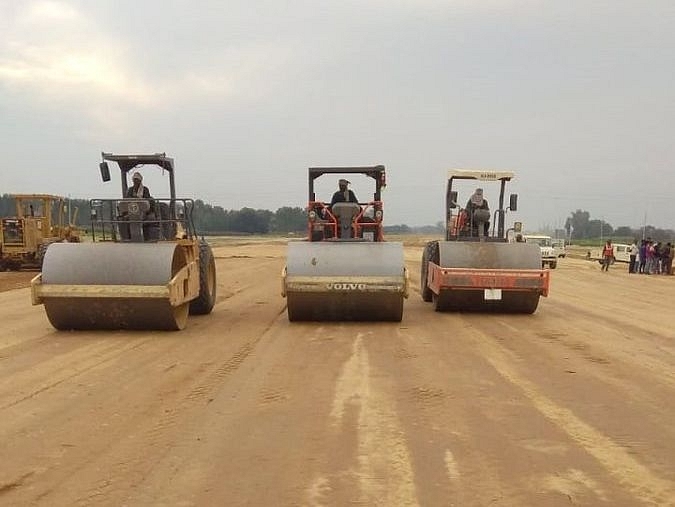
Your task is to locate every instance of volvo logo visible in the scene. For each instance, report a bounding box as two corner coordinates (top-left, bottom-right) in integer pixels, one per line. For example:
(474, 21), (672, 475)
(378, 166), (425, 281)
(327, 283), (367, 291)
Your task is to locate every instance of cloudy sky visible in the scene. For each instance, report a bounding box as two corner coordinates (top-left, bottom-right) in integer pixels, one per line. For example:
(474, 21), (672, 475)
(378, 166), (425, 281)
(1, 0), (674, 230)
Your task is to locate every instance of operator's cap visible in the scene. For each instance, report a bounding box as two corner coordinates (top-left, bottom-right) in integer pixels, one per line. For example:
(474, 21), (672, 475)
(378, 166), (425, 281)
(338, 178), (350, 185)
(131, 171), (143, 182)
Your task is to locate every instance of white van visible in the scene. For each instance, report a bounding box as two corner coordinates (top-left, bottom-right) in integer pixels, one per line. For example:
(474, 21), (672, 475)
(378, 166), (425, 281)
(522, 235), (557, 269)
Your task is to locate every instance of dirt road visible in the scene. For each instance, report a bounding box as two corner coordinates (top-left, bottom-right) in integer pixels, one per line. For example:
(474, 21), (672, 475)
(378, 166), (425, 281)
(1, 239), (674, 506)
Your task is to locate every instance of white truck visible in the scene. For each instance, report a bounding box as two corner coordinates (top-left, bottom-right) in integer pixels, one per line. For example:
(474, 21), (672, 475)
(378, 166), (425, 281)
(523, 235), (557, 269)
(587, 243), (631, 264)
(551, 238), (567, 258)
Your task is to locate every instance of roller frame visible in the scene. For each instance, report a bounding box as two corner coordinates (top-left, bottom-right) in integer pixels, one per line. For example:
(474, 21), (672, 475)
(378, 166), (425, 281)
(427, 263), (549, 296)
(31, 260), (199, 307)
(282, 270), (408, 297)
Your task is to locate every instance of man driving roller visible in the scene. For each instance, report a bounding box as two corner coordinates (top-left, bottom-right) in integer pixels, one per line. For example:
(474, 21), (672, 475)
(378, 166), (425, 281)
(330, 178), (359, 206)
(127, 171), (151, 198)
(465, 187), (490, 237)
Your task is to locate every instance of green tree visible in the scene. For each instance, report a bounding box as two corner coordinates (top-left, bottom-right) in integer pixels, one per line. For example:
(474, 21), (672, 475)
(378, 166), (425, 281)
(587, 220), (613, 238)
(614, 226), (635, 238)
(272, 207), (306, 233)
(565, 209), (591, 238)
(232, 207), (270, 233)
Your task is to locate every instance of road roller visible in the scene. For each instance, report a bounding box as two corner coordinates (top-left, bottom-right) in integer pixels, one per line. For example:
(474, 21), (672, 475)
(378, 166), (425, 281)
(420, 170), (549, 314)
(282, 165), (408, 321)
(31, 153), (216, 330)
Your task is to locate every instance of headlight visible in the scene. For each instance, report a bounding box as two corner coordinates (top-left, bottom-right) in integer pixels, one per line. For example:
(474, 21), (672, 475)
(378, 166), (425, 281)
(375, 210), (383, 220)
(308, 210), (317, 220)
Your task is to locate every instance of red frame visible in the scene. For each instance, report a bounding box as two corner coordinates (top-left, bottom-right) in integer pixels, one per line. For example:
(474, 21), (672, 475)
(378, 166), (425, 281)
(307, 201), (384, 241)
(428, 262), (550, 297)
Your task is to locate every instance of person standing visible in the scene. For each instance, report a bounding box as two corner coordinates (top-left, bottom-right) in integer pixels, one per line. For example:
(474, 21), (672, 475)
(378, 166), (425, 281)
(601, 239), (614, 272)
(661, 242), (672, 275)
(628, 239), (638, 273)
(645, 240), (656, 274)
(638, 239), (647, 273)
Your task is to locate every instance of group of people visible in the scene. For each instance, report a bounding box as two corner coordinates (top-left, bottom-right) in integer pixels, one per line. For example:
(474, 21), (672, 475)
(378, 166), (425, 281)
(602, 239), (674, 274)
(628, 239), (674, 275)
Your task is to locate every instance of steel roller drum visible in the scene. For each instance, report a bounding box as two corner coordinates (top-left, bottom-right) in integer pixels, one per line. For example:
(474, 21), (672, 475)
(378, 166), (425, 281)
(438, 241), (541, 269)
(39, 242), (189, 330)
(284, 241), (407, 321)
(436, 241), (542, 313)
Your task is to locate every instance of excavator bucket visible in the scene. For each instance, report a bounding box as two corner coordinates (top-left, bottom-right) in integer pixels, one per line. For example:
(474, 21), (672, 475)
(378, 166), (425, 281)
(31, 242), (199, 330)
(283, 242), (408, 321)
(426, 241), (548, 313)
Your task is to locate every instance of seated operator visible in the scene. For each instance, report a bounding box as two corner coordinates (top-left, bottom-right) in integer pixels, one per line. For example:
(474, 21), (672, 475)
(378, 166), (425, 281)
(330, 178), (359, 207)
(465, 187), (490, 237)
(127, 171), (151, 199)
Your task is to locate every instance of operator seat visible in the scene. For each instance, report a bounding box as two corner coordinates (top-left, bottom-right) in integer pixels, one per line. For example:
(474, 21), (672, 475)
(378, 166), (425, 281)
(331, 202), (361, 239)
(117, 199), (151, 242)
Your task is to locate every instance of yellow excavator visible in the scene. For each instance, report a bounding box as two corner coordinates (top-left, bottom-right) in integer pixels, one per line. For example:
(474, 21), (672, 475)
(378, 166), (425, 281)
(31, 153), (216, 330)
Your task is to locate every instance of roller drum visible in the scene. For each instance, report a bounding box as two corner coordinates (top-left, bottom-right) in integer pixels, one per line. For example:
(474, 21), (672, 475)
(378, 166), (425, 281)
(40, 242), (189, 330)
(435, 241), (542, 314)
(437, 241), (541, 270)
(284, 241), (406, 321)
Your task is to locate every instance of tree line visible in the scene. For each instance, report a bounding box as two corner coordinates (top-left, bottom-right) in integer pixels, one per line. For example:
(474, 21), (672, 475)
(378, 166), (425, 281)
(0, 194), (307, 234)
(3, 195), (672, 239)
(0, 194), (445, 235)
(564, 209), (674, 241)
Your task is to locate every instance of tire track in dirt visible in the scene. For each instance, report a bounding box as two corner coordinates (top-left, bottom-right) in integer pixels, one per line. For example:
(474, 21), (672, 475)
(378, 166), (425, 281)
(321, 332), (419, 506)
(68, 311), (287, 505)
(0, 339), (154, 410)
(464, 323), (675, 506)
(1, 253), (286, 505)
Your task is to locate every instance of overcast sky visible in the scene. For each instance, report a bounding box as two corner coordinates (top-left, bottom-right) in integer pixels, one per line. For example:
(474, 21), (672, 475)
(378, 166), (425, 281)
(1, 0), (674, 231)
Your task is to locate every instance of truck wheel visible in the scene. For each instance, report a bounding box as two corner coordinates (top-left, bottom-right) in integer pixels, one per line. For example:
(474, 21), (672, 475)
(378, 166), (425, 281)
(550, 261), (557, 269)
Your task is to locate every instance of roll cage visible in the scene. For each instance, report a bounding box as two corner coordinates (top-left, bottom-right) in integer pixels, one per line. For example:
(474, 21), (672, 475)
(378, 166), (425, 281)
(91, 152), (196, 242)
(445, 169), (519, 242)
(307, 165), (387, 242)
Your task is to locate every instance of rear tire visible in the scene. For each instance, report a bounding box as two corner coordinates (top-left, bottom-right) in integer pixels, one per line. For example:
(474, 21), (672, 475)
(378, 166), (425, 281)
(550, 261), (557, 269)
(190, 241), (217, 315)
(432, 291), (445, 312)
(510, 293), (540, 314)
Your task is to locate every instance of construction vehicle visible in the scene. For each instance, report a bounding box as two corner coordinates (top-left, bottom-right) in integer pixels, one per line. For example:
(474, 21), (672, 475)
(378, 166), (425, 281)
(31, 153), (216, 331)
(1, 194), (80, 271)
(420, 170), (549, 313)
(282, 165), (408, 321)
